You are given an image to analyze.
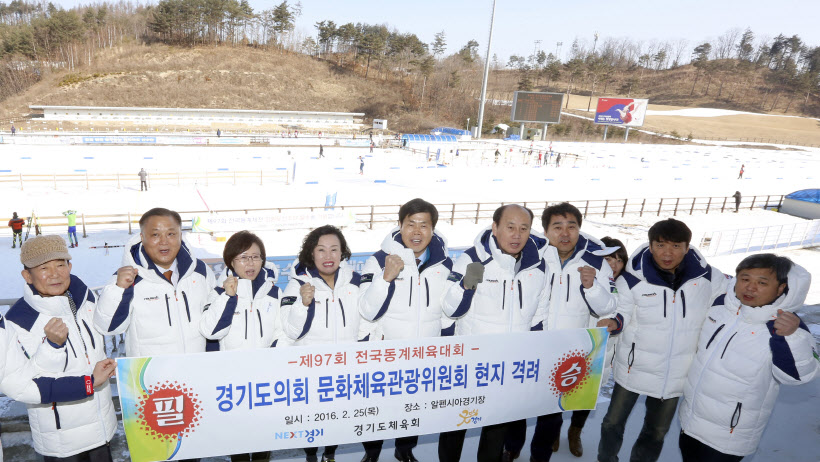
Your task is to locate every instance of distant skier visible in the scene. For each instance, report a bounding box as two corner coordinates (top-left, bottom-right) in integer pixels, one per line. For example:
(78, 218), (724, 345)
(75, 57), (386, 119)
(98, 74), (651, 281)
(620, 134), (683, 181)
(738, 164), (745, 179)
(556, 152), (562, 167)
(370, 142), (375, 154)
(216, 128), (221, 138)
(494, 149), (500, 164)
(733, 191), (742, 212)
(10, 124), (15, 136)
(138, 168), (148, 191)
(319, 144), (325, 158)
(8, 212), (24, 248)
(62, 210), (78, 248)
(359, 156), (365, 175)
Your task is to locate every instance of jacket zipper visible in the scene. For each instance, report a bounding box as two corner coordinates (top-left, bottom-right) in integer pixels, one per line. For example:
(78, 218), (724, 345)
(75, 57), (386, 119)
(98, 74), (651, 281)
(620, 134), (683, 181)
(663, 291), (667, 317)
(517, 281), (523, 309)
(244, 310), (248, 340)
(565, 274), (571, 302)
(721, 332), (738, 359)
(661, 289), (677, 397)
(52, 404), (61, 429)
(627, 342), (635, 373)
(182, 291), (191, 322)
(730, 403), (742, 433)
(164, 294), (172, 326)
(325, 298), (329, 329)
(257, 310), (263, 337)
(424, 278), (429, 307)
(67, 300), (91, 365)
(680, 291), (686, 318)
(705, 325), (725, 349)
(501, 279), (507, 310)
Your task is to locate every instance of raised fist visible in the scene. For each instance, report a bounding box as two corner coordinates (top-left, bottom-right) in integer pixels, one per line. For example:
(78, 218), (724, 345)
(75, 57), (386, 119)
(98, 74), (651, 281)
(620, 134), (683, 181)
(578, 266), (597, 289)
(44, 318), (68, 346)
(116, 266), (138, 289)
(223, 276), (239, 297)
(382, 254), (405, 282)
(300, 283), (315, 307)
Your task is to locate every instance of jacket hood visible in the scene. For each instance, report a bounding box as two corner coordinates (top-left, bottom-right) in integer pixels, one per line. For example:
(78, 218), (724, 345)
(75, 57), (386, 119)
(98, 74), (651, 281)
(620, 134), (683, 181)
(123, 232), (199, 283)
(472, 226), (547, 273)
(625, 242), (711, 288)
(544, 231), (606, 267)
(217, 261), (278, 299)
(380, 227), (449, 270)
(22, 274), (91, 316)
(723, 262), (811, 323)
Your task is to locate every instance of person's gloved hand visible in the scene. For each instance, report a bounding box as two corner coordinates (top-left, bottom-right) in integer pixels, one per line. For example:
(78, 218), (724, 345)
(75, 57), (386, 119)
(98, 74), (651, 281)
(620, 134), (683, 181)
(462, 262), (485, 290)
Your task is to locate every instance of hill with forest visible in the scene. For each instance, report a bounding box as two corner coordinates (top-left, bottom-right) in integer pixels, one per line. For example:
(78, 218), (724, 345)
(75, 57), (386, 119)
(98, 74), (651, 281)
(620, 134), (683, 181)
(1, 0), (818, 141)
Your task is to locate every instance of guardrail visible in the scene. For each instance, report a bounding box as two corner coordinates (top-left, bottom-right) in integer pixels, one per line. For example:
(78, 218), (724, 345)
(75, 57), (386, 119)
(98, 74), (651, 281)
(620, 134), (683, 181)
(1, 194), (786, 238)
(0, 169), (290, 190)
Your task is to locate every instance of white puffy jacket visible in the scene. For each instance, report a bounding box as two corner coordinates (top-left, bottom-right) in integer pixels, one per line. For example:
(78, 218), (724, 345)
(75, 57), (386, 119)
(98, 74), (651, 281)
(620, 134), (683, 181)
(281, 261), (375, 345)
(0, 316), (115, 462)
(359, 229), (453, 340)
(442, 227), (550, 335)
(543, 232), (617, 330)
(200, 263), (290, 350)
(94, 234), (216, 357)
(608, 243), (729, 399)
(5, 276), (117, 458)
(679, 264), (818, 456)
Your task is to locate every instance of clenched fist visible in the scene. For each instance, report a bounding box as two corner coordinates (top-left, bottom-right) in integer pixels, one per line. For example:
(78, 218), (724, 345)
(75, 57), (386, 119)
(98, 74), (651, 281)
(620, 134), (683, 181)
(223, 276), (239, 297)
(116, 266), (139, 289)
(92, 358), (117, 387)
(774, 309), (800, 336)
(300, 283), (315, 307)
(382, 254), (405, 282)
(578, 265), (596, 289)
(44, 318), (68, 346)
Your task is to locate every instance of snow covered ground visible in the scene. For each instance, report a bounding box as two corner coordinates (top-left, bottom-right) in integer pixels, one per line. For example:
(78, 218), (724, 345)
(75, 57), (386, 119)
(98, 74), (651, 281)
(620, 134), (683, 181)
(0, 139), (818, 461)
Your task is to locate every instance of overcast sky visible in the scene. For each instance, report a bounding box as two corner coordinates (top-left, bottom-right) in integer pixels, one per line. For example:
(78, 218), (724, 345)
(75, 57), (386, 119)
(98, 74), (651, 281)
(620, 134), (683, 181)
(52, 0), (820, 62)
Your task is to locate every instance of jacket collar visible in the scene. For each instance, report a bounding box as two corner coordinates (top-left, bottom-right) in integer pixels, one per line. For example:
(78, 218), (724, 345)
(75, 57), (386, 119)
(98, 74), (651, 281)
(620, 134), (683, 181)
(382, 228), (449, 271)
(129, 238), (195, 284)
(24, 274), (89, 316)
(724, 264), (810, 323)
(629, 243), (709, 289)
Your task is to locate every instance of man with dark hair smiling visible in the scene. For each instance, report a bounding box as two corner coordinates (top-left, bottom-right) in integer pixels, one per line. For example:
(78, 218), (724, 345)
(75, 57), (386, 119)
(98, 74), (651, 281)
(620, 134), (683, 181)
(439, 204), (550, 462)
(358, 198), (453, 462)
(94, 208), (216, 359)
(678, 254), (817, 461)
(596, 218), (730, 462)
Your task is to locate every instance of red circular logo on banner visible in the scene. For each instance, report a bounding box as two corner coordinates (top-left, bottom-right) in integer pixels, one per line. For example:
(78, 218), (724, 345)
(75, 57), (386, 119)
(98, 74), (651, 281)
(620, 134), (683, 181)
(136, 381), (202, 442)
(549, 349), (591, 397)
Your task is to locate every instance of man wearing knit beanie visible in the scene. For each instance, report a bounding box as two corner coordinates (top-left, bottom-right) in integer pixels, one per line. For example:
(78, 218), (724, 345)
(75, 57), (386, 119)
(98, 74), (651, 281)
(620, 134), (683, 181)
(6, 235), (118, 461)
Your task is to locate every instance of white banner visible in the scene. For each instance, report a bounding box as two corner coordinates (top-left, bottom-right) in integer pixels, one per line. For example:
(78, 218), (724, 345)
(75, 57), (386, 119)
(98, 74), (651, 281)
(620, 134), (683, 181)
(191, 210), (356, 232)
(116, 329), (608, 461)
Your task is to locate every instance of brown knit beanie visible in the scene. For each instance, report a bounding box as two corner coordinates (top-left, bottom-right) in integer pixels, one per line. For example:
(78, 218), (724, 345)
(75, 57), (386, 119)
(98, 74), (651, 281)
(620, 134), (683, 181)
(20, 235), (72, 269)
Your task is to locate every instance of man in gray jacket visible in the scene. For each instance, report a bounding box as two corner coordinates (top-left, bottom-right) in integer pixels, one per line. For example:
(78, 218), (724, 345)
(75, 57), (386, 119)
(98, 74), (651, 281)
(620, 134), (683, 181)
(138, 168), (148, 191)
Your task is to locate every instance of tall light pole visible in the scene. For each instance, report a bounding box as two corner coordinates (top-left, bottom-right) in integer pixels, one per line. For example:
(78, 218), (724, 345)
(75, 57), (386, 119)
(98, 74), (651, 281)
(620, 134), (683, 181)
(475, 0), (497, 140)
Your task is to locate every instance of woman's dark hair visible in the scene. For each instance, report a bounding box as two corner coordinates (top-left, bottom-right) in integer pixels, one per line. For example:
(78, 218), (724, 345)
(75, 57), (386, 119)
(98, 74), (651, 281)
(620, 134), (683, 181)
(600, 236), (629, 272)
(648, 218), (692, 245)
(297, 225), (351, 269)
(223, 231), (266, 273)
(736, 254), (793, 285)
(399, 198), (439, 228)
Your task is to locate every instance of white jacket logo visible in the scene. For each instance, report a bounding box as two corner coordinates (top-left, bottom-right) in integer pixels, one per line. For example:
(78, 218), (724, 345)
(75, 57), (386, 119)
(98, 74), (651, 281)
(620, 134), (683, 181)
(641, 293), (657, 297)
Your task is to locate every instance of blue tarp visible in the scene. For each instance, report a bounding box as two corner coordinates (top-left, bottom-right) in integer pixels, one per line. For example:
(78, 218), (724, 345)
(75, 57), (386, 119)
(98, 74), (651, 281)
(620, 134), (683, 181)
(504, 135), (521, 141)
(785, 189), (820, 203)
(432, 127), (470, 136)
(401, 134), (458, 143)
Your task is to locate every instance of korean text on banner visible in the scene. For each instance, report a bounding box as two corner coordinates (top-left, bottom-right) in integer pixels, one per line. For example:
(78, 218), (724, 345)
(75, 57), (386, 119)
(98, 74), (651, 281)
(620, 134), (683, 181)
(117, 328), (608, 462)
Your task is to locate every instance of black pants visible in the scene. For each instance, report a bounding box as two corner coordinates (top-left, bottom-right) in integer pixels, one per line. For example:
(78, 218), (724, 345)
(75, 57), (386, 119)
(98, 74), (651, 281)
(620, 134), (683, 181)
(140, 180), (147, 191)
(438, 429), (467, 462)
(504, 412), (564, 461)
(42, 444), (113, 462)
(230, 452), (270, 461)
(679, 432), (744, 462)
(362, 436), (418, 457)
(304, 446), (338, 457)
(477, 423), (509, 462)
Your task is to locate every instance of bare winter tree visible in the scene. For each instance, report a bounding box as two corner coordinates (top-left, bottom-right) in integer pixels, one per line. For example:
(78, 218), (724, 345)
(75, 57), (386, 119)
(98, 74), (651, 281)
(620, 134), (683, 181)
(715, 28), (742, 60)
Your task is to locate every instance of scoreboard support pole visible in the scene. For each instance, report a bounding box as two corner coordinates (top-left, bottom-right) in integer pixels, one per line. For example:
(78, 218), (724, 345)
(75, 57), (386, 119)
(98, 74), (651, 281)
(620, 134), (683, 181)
(541, 123), (548, 141)
(520, 123), (526, 138)
(624, 127), (630, 141)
